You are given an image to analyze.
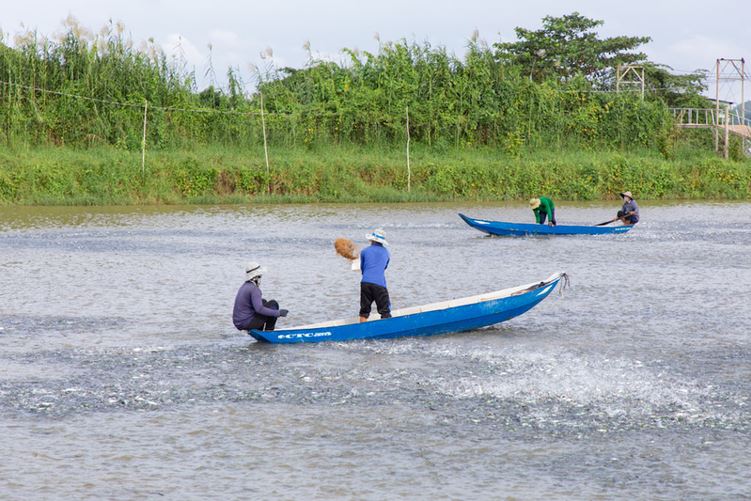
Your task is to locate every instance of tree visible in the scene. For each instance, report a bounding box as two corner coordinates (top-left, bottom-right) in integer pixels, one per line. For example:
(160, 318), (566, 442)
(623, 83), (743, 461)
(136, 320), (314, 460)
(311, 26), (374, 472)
(494, 12), (651, 83)
(596, 63), (708, 106)
(642, 64), (707, 107)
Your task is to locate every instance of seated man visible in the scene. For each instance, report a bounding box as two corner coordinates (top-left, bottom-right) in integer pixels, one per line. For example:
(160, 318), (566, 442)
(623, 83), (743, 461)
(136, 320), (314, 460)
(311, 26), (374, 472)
(232, 262), (288, 332)
(529, 196), (557, 226)
(617, 191), (640, 225)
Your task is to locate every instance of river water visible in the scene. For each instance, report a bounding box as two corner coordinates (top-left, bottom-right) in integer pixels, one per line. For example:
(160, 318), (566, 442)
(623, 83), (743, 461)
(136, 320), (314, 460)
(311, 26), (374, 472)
(0, 202), (749, 500)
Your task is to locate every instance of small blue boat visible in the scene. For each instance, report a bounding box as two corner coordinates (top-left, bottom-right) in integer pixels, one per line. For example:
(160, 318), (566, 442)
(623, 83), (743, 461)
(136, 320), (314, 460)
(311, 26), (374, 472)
(459, 213), (633, 237)
(249, 272), (566, 344)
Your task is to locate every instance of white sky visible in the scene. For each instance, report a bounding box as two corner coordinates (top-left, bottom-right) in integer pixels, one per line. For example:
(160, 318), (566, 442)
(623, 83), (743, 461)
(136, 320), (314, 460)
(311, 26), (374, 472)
(1, 0), (749, 102)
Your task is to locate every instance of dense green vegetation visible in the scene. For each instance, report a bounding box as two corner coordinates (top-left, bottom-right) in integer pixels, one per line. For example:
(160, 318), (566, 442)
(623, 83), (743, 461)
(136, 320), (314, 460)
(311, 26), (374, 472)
(0, 14), (748, 205)
(1, 142), (749, 205)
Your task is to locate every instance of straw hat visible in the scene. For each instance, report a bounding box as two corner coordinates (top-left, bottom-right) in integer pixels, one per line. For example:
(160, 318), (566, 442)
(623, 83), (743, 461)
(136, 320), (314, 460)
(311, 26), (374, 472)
(365, 228), (389, 246)
(529, 198), (541, 209)
(620, 191), (633, 200)
(245, 262), (266, 281)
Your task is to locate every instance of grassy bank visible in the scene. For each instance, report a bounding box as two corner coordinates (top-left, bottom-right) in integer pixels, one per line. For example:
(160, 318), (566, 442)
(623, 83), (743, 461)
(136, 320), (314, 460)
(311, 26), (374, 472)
(0, 144), (749, 205)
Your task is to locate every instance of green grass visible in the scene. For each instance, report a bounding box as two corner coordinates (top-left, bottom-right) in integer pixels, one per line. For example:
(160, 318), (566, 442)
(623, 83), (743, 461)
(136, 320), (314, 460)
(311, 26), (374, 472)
(1, 143), (749, 206)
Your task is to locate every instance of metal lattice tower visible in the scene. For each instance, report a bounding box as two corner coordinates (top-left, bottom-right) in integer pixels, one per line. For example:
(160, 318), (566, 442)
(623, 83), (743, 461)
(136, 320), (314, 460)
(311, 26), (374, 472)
(715, 58), (746, 154)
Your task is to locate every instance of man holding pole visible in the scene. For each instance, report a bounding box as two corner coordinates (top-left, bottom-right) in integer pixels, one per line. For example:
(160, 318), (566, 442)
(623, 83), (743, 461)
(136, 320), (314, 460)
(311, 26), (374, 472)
(617, 191), (640, 225)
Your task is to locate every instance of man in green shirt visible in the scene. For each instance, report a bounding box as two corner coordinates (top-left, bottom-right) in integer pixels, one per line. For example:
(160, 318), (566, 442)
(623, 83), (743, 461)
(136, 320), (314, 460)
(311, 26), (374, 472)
(529, 197), (557, 226)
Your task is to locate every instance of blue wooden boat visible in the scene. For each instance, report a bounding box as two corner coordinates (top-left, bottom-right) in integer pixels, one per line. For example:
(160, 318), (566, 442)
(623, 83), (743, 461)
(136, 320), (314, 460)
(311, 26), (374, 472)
(459, 213), (633, 236)
(249, 272), (566, 344)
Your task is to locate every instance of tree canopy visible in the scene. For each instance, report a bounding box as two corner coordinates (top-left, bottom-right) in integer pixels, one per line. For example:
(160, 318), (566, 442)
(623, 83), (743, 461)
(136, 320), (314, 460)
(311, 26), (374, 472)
(494, 12), (651, 83)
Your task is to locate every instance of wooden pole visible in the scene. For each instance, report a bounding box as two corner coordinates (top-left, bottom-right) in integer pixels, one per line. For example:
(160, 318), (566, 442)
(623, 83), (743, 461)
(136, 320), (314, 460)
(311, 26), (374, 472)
(744, 60), (749, 156)
(406, 105), (411, 193)
(741, 59), (746, 128)
(141, 100), (148, 176)
(260, 92), (270, 194)
(724, 104), (730, 159)
(715, 59), (720, 152)
(640, 67), (645, 100)
(616, 64), (620, 93)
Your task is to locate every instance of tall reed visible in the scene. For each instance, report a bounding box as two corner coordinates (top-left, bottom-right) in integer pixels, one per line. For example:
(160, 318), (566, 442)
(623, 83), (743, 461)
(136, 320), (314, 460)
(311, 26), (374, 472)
(1, 20), (686, 154)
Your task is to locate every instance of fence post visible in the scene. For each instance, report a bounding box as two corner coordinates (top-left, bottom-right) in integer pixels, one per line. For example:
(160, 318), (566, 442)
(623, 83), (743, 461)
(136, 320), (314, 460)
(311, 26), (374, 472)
(260, 92), (271, 194)
(715, 59), (720, 152)
(141, 100), (148, 176)
(724, 104), (730, 159)
(406, 105), (411, 193)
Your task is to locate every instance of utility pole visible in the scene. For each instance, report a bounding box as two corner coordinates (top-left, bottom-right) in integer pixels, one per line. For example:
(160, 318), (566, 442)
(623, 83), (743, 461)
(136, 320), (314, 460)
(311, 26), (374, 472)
(715, 58), (747, 153)
(724, 104), (730, 159)
(715, 59), (720, 152)
(744, 59), (749, 156)
(616, 64), (645, 100)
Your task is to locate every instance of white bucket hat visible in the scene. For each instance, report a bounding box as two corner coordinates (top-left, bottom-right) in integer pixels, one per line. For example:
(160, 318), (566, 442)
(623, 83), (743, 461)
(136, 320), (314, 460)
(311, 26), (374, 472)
(245, 262), (266, 281)
(365, 228), (388, 246)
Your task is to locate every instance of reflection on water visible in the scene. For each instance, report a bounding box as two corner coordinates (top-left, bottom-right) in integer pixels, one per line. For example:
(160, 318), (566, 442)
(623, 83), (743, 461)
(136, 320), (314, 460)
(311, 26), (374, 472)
(1, 202), (750, 499)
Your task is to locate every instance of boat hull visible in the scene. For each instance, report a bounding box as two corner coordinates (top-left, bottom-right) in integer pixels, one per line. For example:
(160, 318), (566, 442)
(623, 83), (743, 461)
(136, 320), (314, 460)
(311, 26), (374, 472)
(459, 213), (632, 236)
(249, 274), (563, 344)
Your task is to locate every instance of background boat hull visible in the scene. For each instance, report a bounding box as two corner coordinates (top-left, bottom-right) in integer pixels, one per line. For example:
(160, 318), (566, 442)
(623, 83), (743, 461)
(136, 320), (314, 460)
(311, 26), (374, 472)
(459, 213), (632, 236)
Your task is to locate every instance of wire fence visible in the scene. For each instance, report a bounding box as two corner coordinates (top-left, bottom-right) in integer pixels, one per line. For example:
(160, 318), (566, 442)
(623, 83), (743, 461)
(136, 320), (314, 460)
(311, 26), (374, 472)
(0, 78), (422, 192)
(0, 74), (732, 187)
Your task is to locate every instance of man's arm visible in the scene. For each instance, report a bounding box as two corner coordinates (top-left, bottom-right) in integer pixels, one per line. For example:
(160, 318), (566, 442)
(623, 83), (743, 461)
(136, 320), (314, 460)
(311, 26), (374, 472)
(250, 287), (281, 317)
(542, 197), (554, 214)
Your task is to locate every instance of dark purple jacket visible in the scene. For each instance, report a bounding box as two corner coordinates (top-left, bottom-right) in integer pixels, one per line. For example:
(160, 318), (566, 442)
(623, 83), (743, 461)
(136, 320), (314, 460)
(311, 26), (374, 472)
(622, 199), (640, 223)
(232, 281), (279, 329)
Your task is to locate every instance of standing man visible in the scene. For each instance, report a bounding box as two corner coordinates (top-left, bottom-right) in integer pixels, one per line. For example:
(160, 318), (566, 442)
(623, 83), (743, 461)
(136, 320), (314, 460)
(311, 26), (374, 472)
(359, 228), (391, 322)
(233, 262), (288, 332)
(529, 196), (557, 226)
(617, 191), (640, 225)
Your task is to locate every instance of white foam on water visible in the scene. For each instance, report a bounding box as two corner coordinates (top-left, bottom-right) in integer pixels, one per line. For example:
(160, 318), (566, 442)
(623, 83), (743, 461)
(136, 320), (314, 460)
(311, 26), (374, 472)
(347, 340), (733, 426)
(449, 347), (729, 424)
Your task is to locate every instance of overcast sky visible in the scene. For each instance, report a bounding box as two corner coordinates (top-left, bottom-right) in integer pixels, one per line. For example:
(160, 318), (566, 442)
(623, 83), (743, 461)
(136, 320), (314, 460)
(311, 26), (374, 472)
(2, 0), (749, 102)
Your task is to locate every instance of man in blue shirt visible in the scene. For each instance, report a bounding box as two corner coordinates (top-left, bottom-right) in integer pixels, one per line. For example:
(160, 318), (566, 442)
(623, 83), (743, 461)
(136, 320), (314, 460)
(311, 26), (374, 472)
(233, 262), (288, 332)
(359, 228), (391, 322)
(617, 191), (640, 225)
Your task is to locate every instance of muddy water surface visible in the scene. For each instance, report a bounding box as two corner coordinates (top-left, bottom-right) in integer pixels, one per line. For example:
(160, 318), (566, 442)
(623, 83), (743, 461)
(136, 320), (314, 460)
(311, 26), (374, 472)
(1, 202), (749, 499)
